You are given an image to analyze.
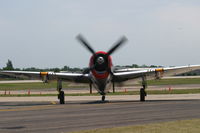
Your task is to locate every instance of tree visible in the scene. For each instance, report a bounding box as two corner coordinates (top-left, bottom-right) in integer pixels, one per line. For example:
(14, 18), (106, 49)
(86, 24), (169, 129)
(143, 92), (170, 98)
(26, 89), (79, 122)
(131, 64), (139, 68)
(62, 66), (70, 71)
(3, 59), (14, 70)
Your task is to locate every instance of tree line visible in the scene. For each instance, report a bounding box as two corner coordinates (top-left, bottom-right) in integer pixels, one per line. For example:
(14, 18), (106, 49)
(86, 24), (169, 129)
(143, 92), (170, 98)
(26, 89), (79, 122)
(1, 60), (165, 72)
(0, 60), (83, 72)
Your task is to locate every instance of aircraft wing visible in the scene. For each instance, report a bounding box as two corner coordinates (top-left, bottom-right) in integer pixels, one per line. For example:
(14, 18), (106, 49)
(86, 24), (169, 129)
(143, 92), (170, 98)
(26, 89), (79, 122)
(113, 65), (200, 82)
(0, 71), (90, 83)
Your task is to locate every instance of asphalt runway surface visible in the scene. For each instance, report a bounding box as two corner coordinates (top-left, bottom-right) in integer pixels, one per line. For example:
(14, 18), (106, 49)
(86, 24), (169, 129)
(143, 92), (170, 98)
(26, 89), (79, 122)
(1, 99), (200, 133)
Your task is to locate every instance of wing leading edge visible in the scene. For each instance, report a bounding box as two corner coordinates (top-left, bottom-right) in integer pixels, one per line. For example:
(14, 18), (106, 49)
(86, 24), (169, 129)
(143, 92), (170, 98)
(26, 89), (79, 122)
(0, 71), (90, 83)
(113, 65), (200, 82)
(1, 65), (200, 83)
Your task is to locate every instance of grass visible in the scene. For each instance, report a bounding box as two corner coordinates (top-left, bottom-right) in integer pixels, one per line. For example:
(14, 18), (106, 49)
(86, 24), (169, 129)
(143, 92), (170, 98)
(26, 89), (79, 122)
(70, 119), (200, 133)
(0, 78), (200, 91)
(1, 89), (200, 97)
(147, 78), (200, 85)
(0, 81), (87, 90)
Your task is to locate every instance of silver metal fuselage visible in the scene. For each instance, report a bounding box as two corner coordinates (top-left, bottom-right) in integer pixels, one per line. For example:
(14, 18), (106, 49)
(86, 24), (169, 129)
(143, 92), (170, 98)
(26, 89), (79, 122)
(90, 73), (112, 95)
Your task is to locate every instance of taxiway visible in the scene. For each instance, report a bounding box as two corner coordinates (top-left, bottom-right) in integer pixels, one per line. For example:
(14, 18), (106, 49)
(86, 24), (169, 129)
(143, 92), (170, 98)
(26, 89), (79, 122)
(0, 97), (200, 133)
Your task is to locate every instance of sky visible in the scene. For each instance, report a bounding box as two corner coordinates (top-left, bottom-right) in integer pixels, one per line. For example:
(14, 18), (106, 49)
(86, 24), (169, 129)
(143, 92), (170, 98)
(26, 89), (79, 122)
(0, 0), (200, 68)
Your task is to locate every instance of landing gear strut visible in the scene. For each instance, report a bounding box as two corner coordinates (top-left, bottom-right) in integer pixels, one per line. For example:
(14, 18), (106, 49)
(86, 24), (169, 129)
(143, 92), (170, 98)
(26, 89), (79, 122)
(89, 83), (92, 94)
(102, 95), (105, 101)
(57, 80), (65, 104)
(140, 76), (147, 101)
(59, 91), (65, 104)
(112, 82), (115, 93)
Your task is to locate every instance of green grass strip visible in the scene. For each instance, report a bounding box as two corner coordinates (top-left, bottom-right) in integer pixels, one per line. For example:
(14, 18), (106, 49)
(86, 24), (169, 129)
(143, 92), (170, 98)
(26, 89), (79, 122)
(0, 81), (87, 90)
(0, 78), (200, 90)
(147, 78), (200, 85)
(70, 119), (200, 133)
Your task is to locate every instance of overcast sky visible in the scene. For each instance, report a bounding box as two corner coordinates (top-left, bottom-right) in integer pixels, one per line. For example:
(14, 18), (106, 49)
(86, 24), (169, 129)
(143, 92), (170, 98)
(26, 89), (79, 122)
(0, 0), (200, 68)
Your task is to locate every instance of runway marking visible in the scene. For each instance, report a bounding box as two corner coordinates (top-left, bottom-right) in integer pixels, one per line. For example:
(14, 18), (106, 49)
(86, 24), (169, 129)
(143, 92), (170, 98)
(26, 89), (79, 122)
(51, 101), (57, 105)
(0, 99), (194, 112)
(0, 105), (56, 112)
(0, 102), (102, 112)
(0, 101), (119, 112)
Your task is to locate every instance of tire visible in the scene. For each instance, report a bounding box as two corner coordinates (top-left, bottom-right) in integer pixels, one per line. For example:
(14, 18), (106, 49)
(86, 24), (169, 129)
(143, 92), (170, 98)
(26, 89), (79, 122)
(60, 91), (65, 104)
(102, 95), (105, 102)
(140, 88), (145, 101)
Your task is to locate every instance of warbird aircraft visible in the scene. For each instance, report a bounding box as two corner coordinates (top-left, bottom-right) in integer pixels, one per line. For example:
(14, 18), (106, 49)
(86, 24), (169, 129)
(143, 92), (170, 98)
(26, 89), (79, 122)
(1, 34), (200, 104)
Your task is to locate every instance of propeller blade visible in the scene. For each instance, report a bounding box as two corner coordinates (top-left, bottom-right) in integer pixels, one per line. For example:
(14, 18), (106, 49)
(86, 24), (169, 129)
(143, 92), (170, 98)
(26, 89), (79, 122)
(76, 34), (96, 55)
(107, 36), (128, 55)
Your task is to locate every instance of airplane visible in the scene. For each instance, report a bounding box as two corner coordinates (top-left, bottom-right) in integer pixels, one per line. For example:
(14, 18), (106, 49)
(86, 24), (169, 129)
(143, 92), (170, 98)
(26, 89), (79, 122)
(1, 34), (200, 104)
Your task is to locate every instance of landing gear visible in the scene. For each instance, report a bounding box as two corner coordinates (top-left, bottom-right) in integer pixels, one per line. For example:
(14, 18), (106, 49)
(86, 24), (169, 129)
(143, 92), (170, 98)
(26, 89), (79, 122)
(89, 83), (92, 94)
(102, 95), (105, 101)
(140, 76), (147, 102)
(112, 82), (115, 93)
(57, 80), (65, 104)
(59, 91), (65, 104)
(140, 88), (146, 101)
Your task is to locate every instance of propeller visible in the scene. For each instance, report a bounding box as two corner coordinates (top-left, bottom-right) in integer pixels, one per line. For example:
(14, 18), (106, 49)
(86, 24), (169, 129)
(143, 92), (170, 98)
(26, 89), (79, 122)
(107, 36), (127, 56)
(76, 34), (128, 74)
(76, 34), (96, 55)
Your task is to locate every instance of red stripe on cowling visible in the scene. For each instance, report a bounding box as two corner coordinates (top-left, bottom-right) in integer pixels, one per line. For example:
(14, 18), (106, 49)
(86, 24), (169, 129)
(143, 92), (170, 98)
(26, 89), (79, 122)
(92, 70), (109, 79)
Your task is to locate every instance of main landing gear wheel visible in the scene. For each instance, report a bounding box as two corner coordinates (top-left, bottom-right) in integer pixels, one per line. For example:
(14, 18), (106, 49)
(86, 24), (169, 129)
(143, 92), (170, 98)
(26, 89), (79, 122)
(102, 95), (105, 102)
(59, 91), (65, 104)
(140, 76), (147, 102)
(140, 88), (146, 101)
